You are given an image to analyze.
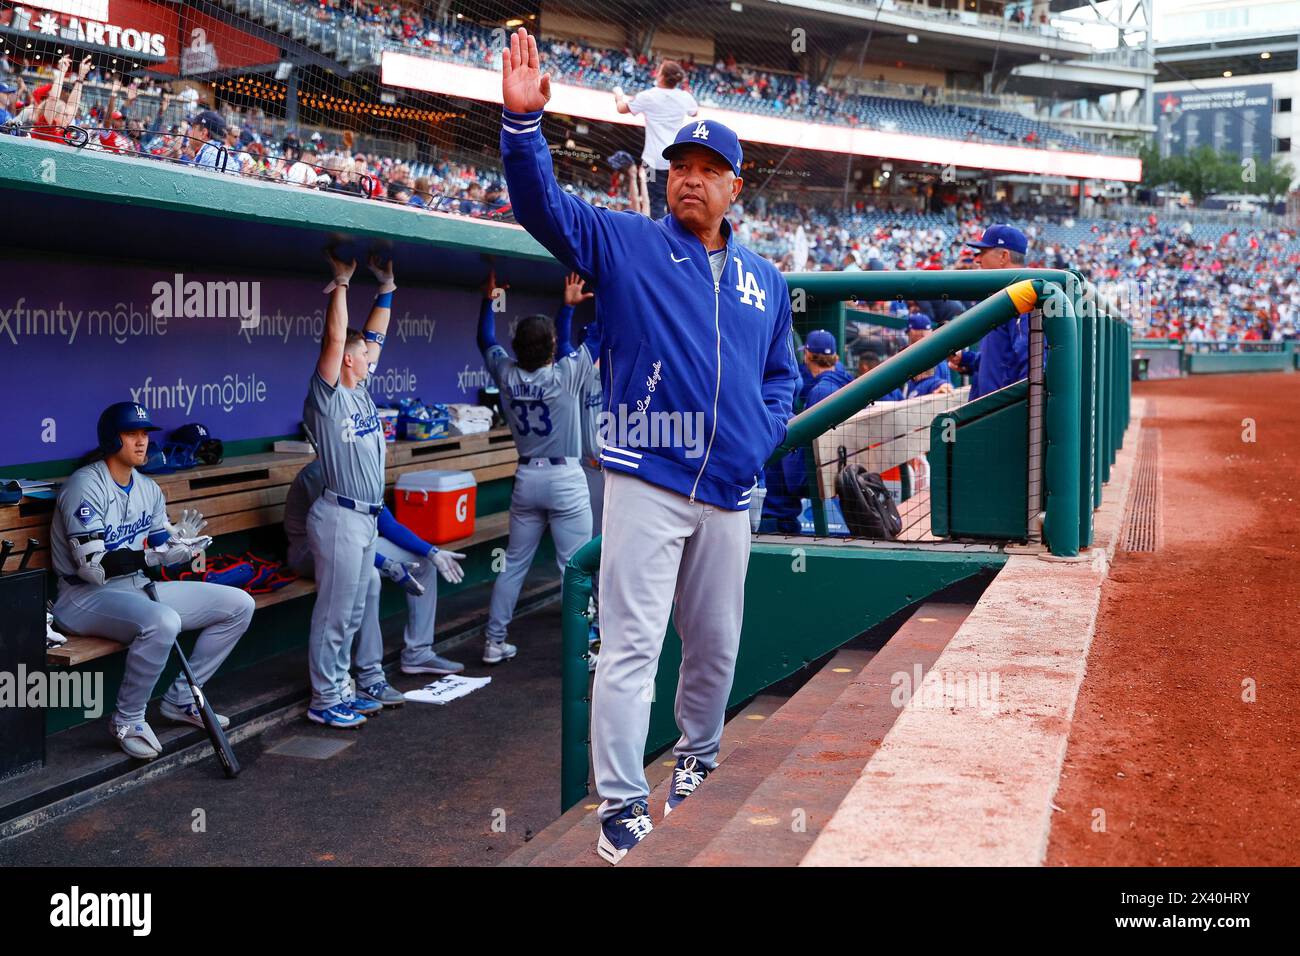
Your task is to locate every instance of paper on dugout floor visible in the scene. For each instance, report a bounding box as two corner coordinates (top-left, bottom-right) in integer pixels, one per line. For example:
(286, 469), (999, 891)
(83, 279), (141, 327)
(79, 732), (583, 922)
(403, 675), (492, 705)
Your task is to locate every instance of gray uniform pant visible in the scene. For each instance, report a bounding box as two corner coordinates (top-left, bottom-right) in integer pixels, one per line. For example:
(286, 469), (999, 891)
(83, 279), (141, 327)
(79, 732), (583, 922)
(592, 470), (751, 821)
(583, 462), (605, 535)
(486, 460), (592, 644)
(306, 497), (378, 710)
(290, 536), (440, 688)
(53, 573), (255, 724)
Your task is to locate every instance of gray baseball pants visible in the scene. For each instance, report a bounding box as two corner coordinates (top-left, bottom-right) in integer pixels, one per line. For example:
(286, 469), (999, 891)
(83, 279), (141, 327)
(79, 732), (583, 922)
(485, 459), (592, 644)
(592, 470), (752, 821)
(305, 496), (377, 710)
(53, 573), (254, 724)
(290, 536), (440, 688)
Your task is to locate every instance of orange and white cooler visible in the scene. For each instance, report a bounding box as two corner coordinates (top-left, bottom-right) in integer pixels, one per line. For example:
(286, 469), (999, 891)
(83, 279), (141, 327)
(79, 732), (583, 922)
(394, 470), (477, 545)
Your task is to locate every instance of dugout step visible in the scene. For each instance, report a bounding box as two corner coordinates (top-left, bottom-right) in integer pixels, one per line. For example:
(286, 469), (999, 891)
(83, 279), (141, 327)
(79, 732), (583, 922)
(516, 690), (797, 868)
(687, 599), (977, 867)
(501, 693), (787, 868)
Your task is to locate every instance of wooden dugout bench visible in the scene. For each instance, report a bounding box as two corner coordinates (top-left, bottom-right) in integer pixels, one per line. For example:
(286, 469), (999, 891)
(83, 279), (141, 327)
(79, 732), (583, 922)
(0, 428), (519, 668)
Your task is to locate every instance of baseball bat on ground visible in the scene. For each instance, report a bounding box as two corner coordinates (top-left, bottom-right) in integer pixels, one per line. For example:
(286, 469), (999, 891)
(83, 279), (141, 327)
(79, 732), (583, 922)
(143, 580), (241, 778)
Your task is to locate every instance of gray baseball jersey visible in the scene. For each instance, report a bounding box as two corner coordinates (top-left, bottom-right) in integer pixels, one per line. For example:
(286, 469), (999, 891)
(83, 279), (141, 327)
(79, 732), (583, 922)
(52, 462), (168, 579)
(580, 356), (603, 463)
(303, 371), (386, 504)
(485, 345), (592, 459)
(283, 459), (325, 554)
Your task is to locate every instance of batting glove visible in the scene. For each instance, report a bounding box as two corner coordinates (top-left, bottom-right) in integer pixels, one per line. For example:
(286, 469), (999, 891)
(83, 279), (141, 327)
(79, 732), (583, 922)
(368, 255), (396, 294)
(323, 251), (356, 293)
(430, 549), (466, 584)
(169, 507), (208, 540)
(145, 536), (210, 568)
(379, 556), (426, 597)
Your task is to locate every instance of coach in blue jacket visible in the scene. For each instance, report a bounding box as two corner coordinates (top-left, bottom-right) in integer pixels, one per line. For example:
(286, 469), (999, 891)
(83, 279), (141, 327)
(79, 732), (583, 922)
(500, 28), (798, 864)
(949, 224), (1031, 400)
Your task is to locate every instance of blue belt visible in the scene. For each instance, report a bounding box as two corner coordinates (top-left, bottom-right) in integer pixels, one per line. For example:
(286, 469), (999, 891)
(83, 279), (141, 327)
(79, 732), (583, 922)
(323, 488), (382, 515)
(519, 456), (577, 466)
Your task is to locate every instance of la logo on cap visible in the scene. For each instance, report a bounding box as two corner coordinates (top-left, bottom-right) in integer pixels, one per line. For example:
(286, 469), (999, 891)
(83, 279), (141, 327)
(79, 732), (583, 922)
(135, 406), (148, 418)
(692, 122), (710, 140)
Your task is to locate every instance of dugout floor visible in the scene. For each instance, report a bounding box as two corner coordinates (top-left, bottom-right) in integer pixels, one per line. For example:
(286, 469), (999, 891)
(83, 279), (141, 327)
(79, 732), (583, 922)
(0, 592), (573, 867)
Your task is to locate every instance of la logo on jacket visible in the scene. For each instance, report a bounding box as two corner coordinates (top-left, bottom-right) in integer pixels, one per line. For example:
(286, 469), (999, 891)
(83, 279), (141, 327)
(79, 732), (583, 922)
(733, 259), (767, 312)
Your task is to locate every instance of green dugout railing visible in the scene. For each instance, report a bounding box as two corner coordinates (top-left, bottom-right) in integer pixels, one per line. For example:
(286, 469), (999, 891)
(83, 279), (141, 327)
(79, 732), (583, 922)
(557, 268), (1132, 811)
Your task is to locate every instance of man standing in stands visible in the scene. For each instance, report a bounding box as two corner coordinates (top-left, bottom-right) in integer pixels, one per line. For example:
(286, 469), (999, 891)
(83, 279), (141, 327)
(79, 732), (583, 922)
(613, 60), (699, 219)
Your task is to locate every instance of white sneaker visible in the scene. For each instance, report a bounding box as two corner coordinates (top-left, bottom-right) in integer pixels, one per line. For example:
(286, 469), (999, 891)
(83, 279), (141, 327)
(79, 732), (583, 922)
(482, 640), (518, 664)
(110, 718), (163, 760)
(160, 698), (231, 730)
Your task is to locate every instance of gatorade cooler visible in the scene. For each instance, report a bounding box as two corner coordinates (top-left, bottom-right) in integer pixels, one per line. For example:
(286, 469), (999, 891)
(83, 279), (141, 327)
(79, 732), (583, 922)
(394, 470), (477, 544)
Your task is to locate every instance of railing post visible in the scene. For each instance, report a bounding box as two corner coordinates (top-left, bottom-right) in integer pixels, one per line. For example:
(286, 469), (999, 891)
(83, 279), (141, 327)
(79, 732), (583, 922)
(560, 536), (601, 812)
(1041, 283), (1081, 557)
(1026, 308), (1046, 543)
(1077, 281), (1097, 545)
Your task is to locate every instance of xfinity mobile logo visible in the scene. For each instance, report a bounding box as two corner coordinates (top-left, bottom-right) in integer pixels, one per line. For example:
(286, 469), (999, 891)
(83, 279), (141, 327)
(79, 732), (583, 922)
(152, 274), (261, 330)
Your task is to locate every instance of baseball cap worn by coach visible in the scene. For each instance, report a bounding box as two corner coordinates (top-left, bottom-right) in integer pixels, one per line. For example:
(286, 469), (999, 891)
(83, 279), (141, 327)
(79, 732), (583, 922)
(964, 224), (1028, 256)
(662, 119), (743, 177)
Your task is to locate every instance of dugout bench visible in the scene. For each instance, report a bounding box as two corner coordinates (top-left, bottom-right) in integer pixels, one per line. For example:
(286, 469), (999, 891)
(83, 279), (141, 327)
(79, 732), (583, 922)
(0, 428), (520, 670)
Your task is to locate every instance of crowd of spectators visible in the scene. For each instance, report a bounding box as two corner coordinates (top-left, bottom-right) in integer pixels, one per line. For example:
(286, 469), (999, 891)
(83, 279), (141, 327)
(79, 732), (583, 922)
(3, 52), (1294, 346)
(288, 3), (1103, 153)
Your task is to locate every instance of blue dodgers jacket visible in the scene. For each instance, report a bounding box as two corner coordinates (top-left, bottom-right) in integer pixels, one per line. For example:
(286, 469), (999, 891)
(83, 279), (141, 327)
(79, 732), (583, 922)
(964, 313), (1030, 400)
(500, 107), (799, 511)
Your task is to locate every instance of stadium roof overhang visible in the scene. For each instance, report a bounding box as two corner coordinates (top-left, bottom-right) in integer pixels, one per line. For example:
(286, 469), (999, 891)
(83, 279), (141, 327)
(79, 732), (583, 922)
(551, 0), (1095, 75)
(382, 52), (1142, 181)
(1153, 33), (1299, 83)
(1003, 55), (1155, 99)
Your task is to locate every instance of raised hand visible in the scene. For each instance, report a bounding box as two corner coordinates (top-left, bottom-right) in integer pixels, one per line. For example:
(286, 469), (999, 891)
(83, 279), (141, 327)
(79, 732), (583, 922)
(368, 254), (396, 293)
(78, 55), (94, 81)
(501, 26), (551, 114)
(563, 272), (594, 307)
(325, 249), (357, 289)
(481, 267), (508, 301)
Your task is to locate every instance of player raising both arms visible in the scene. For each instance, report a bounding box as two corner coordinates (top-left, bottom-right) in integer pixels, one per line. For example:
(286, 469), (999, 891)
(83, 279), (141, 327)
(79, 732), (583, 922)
(301, 252), (397, 728)
(477, 269), (595, 664)
(51, 402), (255, 760)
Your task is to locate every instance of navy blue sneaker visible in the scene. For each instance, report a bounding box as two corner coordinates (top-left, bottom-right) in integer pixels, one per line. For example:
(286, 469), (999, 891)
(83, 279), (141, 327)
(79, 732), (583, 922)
(596, 800), (653, 865)
(664, 755), (710, 816)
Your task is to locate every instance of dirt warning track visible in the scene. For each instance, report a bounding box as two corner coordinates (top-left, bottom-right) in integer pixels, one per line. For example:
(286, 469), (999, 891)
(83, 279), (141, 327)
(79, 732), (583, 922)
(1048, 372), (1300, 866)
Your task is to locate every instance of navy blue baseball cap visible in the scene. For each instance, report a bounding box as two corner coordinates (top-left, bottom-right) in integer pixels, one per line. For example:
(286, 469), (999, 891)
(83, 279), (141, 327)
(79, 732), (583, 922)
(964, 224), (1028, 255)
(804, 329), (837, 355)
(662, 119), (743, 177)
(907, 313), (933, 331)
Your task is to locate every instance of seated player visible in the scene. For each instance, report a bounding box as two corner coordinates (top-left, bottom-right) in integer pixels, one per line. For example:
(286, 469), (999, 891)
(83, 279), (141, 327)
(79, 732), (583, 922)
(50, 402), (255, 760)
(284, 460), (466, 707)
